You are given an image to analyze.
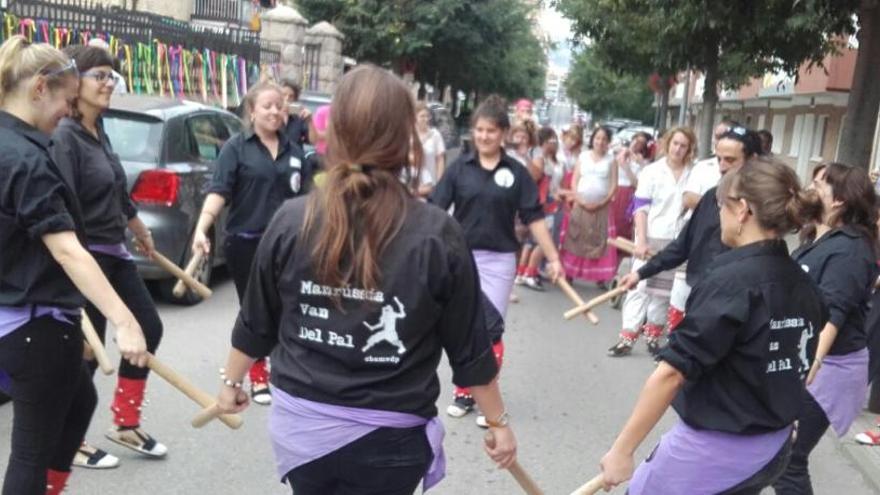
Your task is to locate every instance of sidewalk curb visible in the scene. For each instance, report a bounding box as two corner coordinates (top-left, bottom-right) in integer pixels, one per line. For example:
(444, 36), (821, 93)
(836, 414), (880, 493)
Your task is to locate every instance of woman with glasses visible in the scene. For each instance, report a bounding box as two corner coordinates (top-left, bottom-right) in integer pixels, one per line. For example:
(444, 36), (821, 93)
(51, 45), (167, 467)
(599, 158), (826, 494)
(0, 36), (147, 495)
(774, 163), (878, 494)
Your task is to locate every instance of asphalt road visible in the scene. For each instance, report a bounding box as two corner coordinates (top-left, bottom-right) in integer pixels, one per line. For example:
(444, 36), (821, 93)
(0, 272), (875, 494)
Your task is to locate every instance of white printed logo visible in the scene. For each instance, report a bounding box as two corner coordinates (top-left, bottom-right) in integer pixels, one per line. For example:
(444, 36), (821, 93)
(800, 264), (810, 273)
(289, 157), (302, 169)
(290, 172), (301, 193)
(798, 322), (815, 375)
(362, 296), (407, 355)
(494, 168), (515, 188)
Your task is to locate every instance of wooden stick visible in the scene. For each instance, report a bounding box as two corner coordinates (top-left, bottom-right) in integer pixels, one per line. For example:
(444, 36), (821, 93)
(191, 403), (224, 428)
(569, 474), (605, 495)
(151, 251), (212, 299)
(564, 286), (629, 320)
(146, 354), (243, 430)
(81, 310), (115, 375)
(172, 251), (204, 298)
(484, 432), (544, 495)
(608, 237), (653, 258)
(556, 278), (600, 324)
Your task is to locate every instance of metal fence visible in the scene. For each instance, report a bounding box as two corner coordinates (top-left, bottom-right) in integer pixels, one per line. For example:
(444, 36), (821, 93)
(4, 0), (279, 64)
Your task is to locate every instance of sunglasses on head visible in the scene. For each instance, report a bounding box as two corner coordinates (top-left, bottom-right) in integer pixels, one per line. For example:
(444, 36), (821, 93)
(40, 59), (78, 78)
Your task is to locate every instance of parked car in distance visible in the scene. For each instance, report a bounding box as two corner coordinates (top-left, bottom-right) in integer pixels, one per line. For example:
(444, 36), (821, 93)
(102, 95), (242, 305)
(612, 125), (657, 148)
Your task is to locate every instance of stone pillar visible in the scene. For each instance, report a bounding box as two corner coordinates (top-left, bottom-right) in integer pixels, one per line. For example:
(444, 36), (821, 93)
(304, 21), (344, 94)
(260, 5), (308, 84)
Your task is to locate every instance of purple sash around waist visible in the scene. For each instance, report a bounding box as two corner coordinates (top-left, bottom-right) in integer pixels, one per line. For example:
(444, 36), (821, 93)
(628, 420), (791, 495)
(88, 242), (134, 261)
(269, 389), (446, 491)
(808, 347), (869, 437)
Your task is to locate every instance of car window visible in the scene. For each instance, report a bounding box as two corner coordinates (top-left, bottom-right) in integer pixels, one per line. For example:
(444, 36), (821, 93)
(209, 115), (231, 146)
(103, 114), (163, 163)
(187, 115), (224, 161)
(219, 114), (242, 137)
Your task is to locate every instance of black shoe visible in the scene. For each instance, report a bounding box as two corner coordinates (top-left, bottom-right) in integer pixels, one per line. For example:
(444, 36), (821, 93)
(646, 338), (661, 356)
(607, 339), (634, 357)
(446, 396), (475, 418)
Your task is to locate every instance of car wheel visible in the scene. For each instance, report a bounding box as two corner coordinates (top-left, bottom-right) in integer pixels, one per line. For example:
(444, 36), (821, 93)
(159, 232), (215, 306)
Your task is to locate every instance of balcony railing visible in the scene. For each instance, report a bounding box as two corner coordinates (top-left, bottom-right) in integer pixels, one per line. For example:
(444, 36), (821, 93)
(192, 0), (245, 25)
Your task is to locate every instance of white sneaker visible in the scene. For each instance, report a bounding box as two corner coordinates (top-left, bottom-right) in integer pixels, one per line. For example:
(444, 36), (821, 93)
(252, 384), (272, 405)
(514, 275), (525, 285)
(105, 427), (168, 458)
(72, 443), (120, 469)
(446, 396), (475, 418)
(475, 414), (489, 429)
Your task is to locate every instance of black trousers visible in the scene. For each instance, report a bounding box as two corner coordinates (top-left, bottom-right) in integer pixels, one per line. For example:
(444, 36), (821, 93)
(284, 426), (432, 495)
(0, 316), (97, 495)
(224, 235), (261, 304)
(84, 253), (163, 379)
(772, 393), (830, 495)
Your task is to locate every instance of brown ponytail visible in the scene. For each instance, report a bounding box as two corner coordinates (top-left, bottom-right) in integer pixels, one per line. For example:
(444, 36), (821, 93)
(302, 65), (417, 291)
(719, 156), (822, 234)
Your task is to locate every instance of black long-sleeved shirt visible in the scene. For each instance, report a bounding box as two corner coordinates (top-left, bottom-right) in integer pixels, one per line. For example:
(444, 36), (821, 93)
(209, 129), (309, 235)
(430, 151), (543, 253)
(658, 240), (827, 434)
(51, 117), (137, 245)
(638, 186), (727, 286)
(0, 111), (86, 309)
(232, 196), (499, 418)
(791, 226), (877, 356)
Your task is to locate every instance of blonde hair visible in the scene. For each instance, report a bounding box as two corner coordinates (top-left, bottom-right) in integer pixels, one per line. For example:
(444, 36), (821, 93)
(0, 35), (73, 105)
(241, 81), (283, 130)
(660, 126), (697, 164)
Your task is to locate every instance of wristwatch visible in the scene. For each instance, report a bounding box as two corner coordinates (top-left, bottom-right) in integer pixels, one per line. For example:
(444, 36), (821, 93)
(486, 411), (510, 428)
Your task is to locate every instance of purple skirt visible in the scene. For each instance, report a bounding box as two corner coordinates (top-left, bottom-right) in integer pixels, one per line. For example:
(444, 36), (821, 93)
(628, 420), (791, 495)
(808, 347), (869, 436)
(471, 250), (516, 317)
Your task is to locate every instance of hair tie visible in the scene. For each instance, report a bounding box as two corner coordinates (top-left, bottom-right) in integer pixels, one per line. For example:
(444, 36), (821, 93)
(347, 163), (363, 173)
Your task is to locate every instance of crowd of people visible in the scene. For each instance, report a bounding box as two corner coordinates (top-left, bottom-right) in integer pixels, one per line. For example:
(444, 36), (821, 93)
(3, 33), (880, 495)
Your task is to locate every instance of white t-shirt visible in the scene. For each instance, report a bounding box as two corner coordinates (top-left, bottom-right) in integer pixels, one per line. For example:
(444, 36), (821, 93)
(400, 166), (434, 188)
(419, 128), (446, 180)
(557, 149), (579, 174)
(576, 151), (614, 202)
(685, 157), (720, 196)
(617, 159), (644, 188)
(633, 158), (692, 240)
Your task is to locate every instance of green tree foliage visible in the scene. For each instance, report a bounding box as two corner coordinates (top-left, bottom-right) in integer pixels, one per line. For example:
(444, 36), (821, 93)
(296, 0), (546, 101)
(555, 0), (858, 157)
(565, 48), (653, 123)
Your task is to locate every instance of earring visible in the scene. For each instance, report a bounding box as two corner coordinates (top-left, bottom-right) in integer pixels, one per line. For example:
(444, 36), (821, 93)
(737, 223), (744, 236)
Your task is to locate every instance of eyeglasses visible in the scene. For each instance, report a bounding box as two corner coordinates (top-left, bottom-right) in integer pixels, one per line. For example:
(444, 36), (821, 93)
(40, 59), (78, 78)
(82, 70), (117, 85)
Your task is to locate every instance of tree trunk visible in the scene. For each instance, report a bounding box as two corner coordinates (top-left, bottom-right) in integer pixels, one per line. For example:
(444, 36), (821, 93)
(699, 60), (721, 159)
(417, 81), (427, 100)
(657, 78), (670, 134)
(837, 0), (880, 169)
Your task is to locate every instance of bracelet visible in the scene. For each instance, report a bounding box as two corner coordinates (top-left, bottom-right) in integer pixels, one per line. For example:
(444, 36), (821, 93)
(219, 368), (243, 389)
(485, 411), (510, 428)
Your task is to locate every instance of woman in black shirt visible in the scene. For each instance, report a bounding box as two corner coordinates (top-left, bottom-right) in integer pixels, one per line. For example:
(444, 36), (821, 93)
(431, 96), (563, 422)
(213, 65), (515, 494)
(0, 36), (147, 495)
(774, 163), (878, 494)
(599, 158), (826, 494)
(51, 45), (167, 465)
(193, 81), (310, 405)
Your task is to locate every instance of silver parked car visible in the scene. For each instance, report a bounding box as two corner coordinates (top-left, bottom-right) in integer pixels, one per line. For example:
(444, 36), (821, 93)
(103, 95), (241, 305)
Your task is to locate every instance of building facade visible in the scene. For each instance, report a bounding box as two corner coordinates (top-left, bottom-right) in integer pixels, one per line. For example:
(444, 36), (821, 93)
(667, 46), (879, 182)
